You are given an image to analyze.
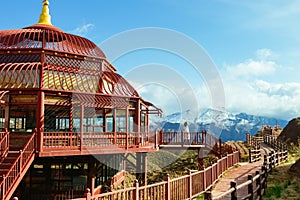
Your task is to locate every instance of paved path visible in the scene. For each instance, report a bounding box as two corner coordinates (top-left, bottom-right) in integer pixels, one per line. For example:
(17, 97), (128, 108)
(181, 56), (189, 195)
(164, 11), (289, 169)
(211, 143), (273, 199)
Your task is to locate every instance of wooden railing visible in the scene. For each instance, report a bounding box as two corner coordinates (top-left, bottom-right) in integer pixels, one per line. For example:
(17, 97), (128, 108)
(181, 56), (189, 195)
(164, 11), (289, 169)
(160, 131), (219, 147)
(72, 151), (239, 200)
(246, 133), (263, 146)
(249, 144), (261, 163)
(0, 130), (9, 161)
(205, 149), (288, 200)
(264, 134), (287, 151)
(42, 131), (156, 150)
(110, 170), (126, 189)
(0, 132), (36, 200)
(246, 133), (262, 163)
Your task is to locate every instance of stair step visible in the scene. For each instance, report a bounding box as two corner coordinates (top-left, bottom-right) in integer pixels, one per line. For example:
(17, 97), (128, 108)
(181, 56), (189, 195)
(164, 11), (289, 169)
(3, 157), (18, 163)
(0, 169), (9, 174)
(7, 152), (20, 157)
(0, 164), (11, 169)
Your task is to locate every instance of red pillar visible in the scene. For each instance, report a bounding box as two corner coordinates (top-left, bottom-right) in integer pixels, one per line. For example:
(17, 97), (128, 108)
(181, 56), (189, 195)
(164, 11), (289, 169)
(37, 91), (45, 153)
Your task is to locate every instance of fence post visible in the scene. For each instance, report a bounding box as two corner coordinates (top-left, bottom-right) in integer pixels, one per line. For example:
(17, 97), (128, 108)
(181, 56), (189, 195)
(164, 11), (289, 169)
(263, 155), (267, 166)
(134, 180), (139, 200)
(248, 175), (253, 200)
(261, 166), (267, 193)
(249, 148), (252, 163)
(84, 188), (91, 200)
(204, 189), (212, 200)
(256, 171), (262, 198)
(230, 181), (237, 200)
(203, 167), (207, 191)
(268, 152), (273, 171)
(165, 174), (170, 200)
(188, 170), (192, 199)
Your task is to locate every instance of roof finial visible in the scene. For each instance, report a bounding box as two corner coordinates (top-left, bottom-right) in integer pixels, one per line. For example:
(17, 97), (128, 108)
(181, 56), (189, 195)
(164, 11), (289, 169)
(38, 0), (52, 25)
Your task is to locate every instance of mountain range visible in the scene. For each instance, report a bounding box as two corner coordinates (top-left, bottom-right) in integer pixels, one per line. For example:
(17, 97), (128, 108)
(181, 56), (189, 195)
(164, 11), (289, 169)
(150, 109), (288, 141)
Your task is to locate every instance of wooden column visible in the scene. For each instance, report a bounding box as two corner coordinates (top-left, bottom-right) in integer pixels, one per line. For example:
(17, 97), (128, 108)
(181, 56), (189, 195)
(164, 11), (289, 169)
(134, 100), (141, 146)
(80, 105), (84, 151)
(113, 109), (117, 144)
(4, 103), (9, 130)
(136, 152), (147, 186)
(87, 160), (96, 196)
(126, 107), (129, 149)
(37, 91), (45, 153)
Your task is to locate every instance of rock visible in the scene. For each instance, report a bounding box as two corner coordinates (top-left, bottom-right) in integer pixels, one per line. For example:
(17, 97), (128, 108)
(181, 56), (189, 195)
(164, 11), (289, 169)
(278, 117), (300, 146)
(289, 159), (300, 175)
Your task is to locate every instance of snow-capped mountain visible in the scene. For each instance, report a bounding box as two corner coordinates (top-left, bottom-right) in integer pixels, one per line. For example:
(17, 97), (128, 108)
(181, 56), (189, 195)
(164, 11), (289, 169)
(150, 108), (288, 141)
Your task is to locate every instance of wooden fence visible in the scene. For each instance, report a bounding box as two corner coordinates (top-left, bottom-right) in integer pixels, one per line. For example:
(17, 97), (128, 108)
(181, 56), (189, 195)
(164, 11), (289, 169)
(246, 133), (262, 163)
(205, 135), (288, 200)
(72, 151), (239, 200)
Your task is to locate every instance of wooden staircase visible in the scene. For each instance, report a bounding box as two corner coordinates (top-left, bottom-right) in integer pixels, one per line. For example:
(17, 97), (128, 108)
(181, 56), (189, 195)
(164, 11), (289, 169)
(0, 131), (36, 200)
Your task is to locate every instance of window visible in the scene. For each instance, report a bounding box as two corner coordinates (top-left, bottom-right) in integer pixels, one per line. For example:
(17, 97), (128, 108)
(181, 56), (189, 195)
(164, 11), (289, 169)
(44, 105), (70, 132)
(116, 109), (126, 132)
(9, 105), (36, 132)
(129, 110), (135, 133)
(105, 109), (113, 132)
(0, 108), (5, 130)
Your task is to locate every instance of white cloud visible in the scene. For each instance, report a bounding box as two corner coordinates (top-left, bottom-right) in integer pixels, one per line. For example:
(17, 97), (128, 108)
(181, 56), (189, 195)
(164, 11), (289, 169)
(71, 24), (95, 37)
(221, 49), (300, 120)
(252, 80), (300, 97)
(226, 59), (277, 78)
(224, 79), (300, 120)
(255, 49), (278, 60)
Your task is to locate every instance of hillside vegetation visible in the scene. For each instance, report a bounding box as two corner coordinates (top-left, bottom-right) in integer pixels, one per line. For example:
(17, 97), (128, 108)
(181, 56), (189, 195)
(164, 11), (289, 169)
(226, 141), (249, 162)
(263, 146), (300, 199)
(263, 117), (300, 199)
(125, 150), (218, 186)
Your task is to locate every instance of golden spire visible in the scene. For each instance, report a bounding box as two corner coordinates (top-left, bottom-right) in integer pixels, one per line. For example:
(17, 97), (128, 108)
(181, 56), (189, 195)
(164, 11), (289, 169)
(38, 0), (52, 25)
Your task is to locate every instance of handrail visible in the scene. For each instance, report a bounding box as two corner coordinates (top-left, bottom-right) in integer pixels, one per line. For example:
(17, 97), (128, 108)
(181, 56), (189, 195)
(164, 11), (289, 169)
(42, 131), (153, 150)
(0, 131), (36, 200)
(206, 135), (288, 200)
(0, 130), (9, 161)
(73, 150), (239, 200)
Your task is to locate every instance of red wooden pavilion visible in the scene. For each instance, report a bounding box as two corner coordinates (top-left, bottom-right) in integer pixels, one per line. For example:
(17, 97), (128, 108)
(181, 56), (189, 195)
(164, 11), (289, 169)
(0, 1), (161, 199)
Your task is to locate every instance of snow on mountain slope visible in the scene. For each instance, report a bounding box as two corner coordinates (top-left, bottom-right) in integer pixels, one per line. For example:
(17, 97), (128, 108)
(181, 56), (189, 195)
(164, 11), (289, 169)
(151, 108), (288, 141)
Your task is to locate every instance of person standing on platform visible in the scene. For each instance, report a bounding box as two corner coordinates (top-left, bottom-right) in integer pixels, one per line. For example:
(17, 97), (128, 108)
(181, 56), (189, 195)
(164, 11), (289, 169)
(183, 121), (190, 144)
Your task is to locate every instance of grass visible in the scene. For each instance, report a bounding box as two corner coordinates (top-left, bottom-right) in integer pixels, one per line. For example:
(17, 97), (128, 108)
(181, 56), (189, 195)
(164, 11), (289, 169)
(263, 145), (300, 200)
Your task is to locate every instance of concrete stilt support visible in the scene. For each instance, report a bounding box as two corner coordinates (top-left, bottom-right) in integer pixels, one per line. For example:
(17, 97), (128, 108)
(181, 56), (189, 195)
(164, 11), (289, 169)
(198, 148), (205, 170)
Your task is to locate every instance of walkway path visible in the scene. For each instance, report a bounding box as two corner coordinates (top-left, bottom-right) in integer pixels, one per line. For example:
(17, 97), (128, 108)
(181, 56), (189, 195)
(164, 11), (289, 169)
(211, 143), (273, 199)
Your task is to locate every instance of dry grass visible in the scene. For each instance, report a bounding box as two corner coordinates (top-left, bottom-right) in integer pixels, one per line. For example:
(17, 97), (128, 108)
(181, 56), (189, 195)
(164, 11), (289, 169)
(263, 146), (300, 200)
(124, 150), (218, 185)
(226, 141), (249, 162)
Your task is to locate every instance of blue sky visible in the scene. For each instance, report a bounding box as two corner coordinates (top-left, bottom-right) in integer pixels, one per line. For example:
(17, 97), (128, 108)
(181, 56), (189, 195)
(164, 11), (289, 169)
(1, 0), (300, 120)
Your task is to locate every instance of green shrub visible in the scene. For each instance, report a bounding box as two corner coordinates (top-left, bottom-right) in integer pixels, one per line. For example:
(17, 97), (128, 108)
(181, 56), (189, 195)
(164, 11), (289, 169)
(265, 185), (283, 198)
